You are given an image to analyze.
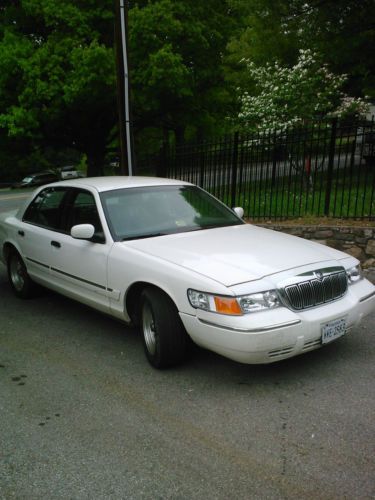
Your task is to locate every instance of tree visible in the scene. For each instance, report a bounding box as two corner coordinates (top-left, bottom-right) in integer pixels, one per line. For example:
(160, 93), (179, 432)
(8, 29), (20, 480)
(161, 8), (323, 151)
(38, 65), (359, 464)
(226, 0), (375, 98)
(289, 0), (375, 97)
(128, 0), (240, 149)
(0, 0), (116, 176)
(239, 49), (368, 130)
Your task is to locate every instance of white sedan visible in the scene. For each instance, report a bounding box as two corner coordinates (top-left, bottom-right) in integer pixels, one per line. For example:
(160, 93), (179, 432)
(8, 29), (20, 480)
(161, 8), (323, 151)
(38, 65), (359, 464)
(1, 176), (374, 368)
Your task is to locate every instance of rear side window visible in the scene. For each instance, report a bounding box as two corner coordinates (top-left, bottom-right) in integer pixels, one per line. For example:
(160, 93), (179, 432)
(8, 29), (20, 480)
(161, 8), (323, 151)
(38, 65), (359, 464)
(23, 187), (67, 230)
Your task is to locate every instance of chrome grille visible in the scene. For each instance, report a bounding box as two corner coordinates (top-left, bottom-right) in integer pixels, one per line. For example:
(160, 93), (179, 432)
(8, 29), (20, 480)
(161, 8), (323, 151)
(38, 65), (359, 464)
(284, 270), (348, 310)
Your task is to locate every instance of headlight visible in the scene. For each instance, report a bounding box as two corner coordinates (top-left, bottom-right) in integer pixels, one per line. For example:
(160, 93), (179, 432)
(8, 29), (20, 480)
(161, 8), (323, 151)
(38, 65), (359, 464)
(187, 289), (280, 315)
(238, 290), (280, 313)
(347, 264), (363, 284)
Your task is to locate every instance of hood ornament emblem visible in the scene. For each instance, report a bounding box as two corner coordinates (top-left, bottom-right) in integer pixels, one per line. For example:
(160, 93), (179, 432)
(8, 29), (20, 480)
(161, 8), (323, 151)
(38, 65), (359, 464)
(314, 271), (324, 281)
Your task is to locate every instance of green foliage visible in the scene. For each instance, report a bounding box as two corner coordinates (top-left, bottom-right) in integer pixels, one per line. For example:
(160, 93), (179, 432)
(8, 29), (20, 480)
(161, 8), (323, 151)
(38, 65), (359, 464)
(290, 0), (375, 97)
(129, 0), (239, 146)
(0, 0), (373, 178)
(0, 0), (116, 176)
(226, 0), (375, 98)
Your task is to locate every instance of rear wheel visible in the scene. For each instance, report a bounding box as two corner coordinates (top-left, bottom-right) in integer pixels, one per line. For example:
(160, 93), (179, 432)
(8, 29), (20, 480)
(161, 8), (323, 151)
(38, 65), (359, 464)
(7, 250), (37, 299)
(141, 288), (190, 369)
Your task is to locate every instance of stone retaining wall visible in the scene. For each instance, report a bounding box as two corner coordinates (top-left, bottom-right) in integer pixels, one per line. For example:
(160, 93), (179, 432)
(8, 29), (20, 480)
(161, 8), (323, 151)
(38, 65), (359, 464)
(256, 224), (375, 269)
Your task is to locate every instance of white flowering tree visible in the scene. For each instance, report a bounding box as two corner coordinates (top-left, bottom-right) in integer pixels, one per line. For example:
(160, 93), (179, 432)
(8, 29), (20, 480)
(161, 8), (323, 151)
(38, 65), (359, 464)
(239, 49), (368, 130)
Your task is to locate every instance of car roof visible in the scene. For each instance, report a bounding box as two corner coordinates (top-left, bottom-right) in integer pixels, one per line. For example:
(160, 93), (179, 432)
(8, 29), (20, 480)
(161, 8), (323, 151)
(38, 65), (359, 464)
(27, 172), (56, 177)
(51, 176), (193, 193)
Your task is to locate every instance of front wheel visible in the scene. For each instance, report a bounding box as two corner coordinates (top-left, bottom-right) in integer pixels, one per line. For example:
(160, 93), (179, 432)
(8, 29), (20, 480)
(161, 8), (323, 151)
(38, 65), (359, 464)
(7, 250), (37, 299)
(141, 288), (190, 369)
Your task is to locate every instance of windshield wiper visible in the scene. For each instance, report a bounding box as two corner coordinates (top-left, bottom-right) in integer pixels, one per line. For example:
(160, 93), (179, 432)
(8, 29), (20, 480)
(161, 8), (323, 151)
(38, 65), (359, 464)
(121, 232), (167, 241)
(189, 222), (242, 231)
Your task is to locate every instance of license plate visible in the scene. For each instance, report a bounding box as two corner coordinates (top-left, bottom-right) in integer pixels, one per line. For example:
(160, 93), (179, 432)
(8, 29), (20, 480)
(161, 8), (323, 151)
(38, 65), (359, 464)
(321, 318), (347, 344)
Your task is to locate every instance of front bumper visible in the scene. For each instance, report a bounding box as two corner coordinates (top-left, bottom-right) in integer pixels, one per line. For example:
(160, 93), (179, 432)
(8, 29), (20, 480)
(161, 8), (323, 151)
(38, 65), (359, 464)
(180, 279), (375, 364)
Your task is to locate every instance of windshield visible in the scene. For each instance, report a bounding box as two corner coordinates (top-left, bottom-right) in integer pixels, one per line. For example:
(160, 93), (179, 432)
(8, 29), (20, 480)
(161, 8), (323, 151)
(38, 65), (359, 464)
(100, 185), (243, 241)
(22, 176), (33, 182)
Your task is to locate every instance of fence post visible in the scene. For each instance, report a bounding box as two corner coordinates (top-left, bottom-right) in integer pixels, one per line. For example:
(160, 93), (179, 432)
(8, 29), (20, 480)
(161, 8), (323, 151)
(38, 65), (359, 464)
(231, 131), (239, 208)
(199, 146), (205, 187)
(324, 118), (337, 216)
(157, 142), (167, 177)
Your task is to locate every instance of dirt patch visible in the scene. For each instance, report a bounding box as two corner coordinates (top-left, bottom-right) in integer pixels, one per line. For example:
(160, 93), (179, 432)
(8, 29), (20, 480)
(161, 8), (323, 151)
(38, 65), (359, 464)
(247, 217), (375, 228)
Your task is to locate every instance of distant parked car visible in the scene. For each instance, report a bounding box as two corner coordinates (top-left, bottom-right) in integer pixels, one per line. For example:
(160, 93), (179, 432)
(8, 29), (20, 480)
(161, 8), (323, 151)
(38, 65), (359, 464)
(59, 165), (82, 180)
(11, 172), (59, 189)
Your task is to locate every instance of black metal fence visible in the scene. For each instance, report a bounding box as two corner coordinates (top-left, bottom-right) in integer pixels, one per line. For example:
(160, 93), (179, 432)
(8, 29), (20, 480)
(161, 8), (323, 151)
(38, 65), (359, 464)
(139, 118), (375, 220)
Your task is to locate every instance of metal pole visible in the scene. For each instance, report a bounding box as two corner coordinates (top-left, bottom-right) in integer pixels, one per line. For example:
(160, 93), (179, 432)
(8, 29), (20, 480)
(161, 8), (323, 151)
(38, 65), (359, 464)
(324, 118), (337, 216)
(119, 0), (133, 176)
(114, 1), (127, 175)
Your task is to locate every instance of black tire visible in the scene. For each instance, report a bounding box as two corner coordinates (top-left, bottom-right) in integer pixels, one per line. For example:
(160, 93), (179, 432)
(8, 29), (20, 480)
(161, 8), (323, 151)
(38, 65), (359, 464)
(140, 287), (190, 369)
(7, 250), (37, 299)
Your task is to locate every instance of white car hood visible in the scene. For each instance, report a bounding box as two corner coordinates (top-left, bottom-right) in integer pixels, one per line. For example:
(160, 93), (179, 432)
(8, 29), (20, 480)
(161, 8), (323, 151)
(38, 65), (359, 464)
(126, 224), (347, 287)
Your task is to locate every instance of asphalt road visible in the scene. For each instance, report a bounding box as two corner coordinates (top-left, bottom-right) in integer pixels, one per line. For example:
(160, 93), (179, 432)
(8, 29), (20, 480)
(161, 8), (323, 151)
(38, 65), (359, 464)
(0, 189), (32, 214)
(1, 191), (375, 499)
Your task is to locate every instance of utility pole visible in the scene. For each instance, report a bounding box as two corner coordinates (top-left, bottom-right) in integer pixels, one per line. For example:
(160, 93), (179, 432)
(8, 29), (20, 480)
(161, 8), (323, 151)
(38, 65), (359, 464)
(114, 0), (134, 175)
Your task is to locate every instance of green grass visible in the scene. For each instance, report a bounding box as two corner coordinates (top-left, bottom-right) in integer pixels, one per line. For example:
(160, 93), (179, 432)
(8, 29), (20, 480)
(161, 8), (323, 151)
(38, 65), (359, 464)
(209, 169), (375, 220)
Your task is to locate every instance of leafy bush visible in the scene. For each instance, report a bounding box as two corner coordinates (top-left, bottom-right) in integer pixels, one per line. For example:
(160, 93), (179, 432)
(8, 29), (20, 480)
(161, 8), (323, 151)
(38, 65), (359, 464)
(239, 49), (369, 130)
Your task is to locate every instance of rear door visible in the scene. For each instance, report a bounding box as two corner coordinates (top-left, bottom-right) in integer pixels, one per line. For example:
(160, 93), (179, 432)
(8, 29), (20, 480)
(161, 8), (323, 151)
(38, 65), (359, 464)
(18, 187), (69, 284)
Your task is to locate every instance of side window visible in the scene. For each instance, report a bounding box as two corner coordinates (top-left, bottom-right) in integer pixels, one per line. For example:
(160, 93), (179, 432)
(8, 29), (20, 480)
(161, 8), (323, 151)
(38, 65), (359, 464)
(23, 188), (67, 230)
(69, 190), (104, 241)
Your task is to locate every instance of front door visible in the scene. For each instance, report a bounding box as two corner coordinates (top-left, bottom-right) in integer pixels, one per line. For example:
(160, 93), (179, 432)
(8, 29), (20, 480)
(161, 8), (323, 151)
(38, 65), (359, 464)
(48, 189), (113, 313)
